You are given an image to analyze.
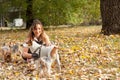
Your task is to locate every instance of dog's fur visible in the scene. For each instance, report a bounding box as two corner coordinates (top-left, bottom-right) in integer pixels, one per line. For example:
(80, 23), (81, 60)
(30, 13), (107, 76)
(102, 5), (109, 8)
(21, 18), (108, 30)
(29, 41), (61, 76)
(1, 43), (12, 62)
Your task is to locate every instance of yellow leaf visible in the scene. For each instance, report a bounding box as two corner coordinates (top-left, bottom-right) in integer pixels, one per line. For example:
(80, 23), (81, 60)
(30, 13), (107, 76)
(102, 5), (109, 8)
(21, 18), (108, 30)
(69, 70), (73, 75)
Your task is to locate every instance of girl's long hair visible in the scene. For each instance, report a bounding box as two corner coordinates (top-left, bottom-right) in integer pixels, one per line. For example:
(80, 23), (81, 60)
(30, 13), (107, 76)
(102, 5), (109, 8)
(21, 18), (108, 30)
(27, 19), (44, 45)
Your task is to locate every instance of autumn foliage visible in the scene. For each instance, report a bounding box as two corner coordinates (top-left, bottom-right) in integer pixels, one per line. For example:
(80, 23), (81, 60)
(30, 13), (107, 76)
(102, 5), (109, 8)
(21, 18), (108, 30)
(0, 26), (120, 79)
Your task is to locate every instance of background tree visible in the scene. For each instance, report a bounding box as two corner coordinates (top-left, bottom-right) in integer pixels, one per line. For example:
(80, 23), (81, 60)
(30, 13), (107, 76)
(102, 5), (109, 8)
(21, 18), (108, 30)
(100, 0), (120, 35)
(26, 0), (33, 29)
(0, 0), (10, 27)
(10, 0), (26, 19)
(33, 0), (100, 26)
(33, 0), (67, 26)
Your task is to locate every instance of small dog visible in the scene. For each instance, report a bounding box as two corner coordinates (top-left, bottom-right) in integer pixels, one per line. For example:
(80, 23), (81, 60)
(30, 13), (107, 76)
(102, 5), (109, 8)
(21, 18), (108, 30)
(1, 43), (12, 62)
(1, 42), (21, 62)
(28, 41), (61, 76)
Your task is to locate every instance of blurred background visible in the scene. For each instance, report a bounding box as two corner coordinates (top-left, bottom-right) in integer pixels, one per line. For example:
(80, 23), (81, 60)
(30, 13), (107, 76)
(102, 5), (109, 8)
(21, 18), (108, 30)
(0, 0), (100, 29)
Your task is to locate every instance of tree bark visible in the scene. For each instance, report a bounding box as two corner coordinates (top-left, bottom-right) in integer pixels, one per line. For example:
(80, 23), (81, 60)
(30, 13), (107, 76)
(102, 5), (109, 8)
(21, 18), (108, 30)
(26, 0), (33, 29)
(100, 0), (120, 35)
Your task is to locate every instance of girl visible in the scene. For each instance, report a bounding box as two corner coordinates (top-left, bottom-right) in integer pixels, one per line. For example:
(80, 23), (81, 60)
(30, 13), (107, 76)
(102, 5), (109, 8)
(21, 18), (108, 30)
(22, 19), (56, 60)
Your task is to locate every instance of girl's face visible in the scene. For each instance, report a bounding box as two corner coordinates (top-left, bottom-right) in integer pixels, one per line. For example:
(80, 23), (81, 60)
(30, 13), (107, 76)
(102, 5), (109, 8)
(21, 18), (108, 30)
(33, 24), (42, 38)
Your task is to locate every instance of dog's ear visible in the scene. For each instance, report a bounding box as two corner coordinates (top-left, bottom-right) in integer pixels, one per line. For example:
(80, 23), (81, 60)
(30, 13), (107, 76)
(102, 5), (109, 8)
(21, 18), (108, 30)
(2, 43), (6, 46)
(20, 44), (23, 47)
(50, 47), (58, 58)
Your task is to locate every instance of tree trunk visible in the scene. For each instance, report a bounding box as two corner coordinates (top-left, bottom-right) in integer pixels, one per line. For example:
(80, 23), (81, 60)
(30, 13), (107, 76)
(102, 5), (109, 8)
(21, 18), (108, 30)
(26, 0), (33, 29)
(100, 0), (120, 35)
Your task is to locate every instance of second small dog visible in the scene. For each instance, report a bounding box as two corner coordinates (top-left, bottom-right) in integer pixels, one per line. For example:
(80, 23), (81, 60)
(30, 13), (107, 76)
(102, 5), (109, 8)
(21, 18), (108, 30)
(1, 42), (21, 62)
(1, 43), (12, 62)
(29, 41), (61, 76)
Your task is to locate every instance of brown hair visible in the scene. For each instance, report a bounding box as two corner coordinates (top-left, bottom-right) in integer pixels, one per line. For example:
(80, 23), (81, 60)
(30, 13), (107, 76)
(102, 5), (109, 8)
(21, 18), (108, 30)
(27, 19), (45, 45)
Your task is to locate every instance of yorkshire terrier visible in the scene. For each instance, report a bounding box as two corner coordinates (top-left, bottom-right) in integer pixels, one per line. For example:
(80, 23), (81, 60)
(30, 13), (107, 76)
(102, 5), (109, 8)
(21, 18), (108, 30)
(1, 43), (12, 62)
(1, 42), (20, 62)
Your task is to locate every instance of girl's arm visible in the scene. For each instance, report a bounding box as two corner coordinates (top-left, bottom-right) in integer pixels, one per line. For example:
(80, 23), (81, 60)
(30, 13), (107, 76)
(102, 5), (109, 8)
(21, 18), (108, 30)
(22, 47), (32, 58)
(22, 43), (39, 59)
(43, 33), (51, 46)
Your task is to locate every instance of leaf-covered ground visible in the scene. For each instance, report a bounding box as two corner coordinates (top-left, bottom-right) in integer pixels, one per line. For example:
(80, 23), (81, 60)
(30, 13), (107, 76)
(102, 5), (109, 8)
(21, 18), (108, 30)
(0, 26), (120, 80)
